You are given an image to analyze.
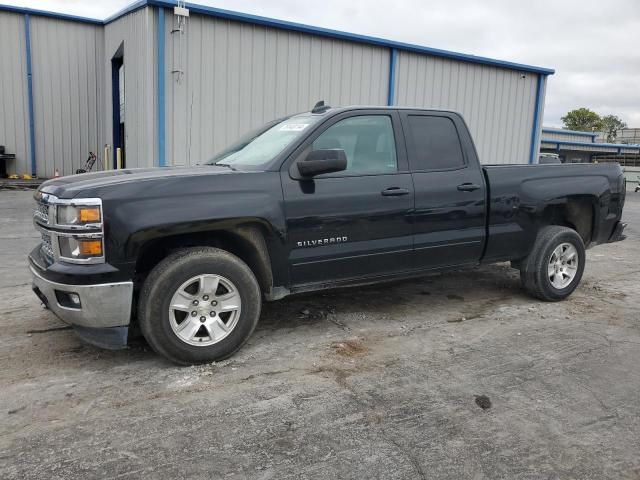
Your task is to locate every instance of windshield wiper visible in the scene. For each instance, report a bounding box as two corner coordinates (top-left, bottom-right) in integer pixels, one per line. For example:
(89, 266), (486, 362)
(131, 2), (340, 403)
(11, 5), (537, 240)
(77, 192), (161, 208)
(215, 163), (238, 171)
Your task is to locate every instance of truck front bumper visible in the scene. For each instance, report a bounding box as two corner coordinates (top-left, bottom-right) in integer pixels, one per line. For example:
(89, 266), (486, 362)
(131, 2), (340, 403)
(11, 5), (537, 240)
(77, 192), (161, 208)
(30, 265), (133, 349)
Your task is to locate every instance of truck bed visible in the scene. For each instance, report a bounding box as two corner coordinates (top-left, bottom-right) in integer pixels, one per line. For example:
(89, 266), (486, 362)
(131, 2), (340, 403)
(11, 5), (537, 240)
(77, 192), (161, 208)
(481, 162), (625, 262)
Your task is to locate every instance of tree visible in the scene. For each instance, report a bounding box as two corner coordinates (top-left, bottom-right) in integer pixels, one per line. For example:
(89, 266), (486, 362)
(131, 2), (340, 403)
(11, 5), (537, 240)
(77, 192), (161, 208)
(600, 115), (627, 142)
(561, 108), (603, 133)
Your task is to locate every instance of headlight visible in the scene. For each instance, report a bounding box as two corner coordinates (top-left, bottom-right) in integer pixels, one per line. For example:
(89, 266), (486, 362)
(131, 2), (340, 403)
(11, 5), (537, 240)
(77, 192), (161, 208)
(57, 205), (101, 226)
(58, 236), (104, 260)
(34, 195), (105, 264)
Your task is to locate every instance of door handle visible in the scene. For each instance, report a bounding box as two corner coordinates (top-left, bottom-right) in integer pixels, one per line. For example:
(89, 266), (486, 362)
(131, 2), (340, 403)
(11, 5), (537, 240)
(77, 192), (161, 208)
(381, 187), (410, 196)
(457, 183), (480, 192)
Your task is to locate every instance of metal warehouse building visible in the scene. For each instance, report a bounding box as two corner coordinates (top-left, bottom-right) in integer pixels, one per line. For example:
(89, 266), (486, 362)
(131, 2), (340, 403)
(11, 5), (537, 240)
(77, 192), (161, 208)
(540, 127), (640, 163)
(0, 0), (554, 178)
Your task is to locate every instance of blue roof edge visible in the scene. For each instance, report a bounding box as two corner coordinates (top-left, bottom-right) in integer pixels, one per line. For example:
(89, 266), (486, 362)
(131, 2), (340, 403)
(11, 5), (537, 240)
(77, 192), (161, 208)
(541, 139), (640, 151)
(0, 3), (103, 24)
(0, 0), (555, 75)
(542, 127), (598, 137)
(103, 0), (149, 23)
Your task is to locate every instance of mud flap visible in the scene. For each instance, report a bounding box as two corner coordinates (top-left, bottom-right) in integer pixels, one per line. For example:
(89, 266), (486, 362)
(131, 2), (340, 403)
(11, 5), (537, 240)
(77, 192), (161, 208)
(608, 222), (627, 243)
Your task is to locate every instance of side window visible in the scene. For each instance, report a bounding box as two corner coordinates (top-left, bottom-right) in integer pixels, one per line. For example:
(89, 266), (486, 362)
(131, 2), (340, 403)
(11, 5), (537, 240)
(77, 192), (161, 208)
(406, 115), (465, 171)
(312, 115), (397, 175)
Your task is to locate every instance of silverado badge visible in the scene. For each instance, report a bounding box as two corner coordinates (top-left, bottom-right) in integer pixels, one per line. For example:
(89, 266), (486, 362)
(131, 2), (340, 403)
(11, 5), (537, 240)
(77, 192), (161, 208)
(297, 236), (348, 248)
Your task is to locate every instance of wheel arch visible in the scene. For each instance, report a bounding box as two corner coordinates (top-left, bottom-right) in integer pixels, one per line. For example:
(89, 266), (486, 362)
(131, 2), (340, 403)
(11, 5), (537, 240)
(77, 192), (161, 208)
(540, 194), (597, 247)
(133, 221), (275, 297)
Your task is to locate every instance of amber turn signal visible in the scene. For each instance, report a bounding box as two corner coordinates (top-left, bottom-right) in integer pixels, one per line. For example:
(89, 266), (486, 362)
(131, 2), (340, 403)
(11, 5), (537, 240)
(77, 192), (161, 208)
(78, 239), (103, 256)
(79, 207), (101, 223)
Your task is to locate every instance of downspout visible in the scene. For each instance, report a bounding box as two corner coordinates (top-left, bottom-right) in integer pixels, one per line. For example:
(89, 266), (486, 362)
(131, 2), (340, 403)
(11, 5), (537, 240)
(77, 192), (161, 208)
(529, 74), (545, 164)
(24, 14), (36, 176)
(387, 48), (398, 106)
(157, 6), (166, 167)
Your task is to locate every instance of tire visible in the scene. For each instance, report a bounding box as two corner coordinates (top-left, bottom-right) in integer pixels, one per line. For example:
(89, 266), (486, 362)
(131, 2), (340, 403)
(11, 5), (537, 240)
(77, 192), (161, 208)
(138, 247), (261, 365)
(519, 226), (586, 302)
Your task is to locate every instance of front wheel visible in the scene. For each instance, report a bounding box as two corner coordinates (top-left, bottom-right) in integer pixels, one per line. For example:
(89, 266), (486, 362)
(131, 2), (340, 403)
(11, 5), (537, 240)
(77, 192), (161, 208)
(520, 226), (586, 301)
(138, 247), (261, 365)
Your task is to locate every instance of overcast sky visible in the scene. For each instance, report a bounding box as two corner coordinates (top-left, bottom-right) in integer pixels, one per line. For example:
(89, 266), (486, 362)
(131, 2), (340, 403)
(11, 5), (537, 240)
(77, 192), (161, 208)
(7, 0), (640, 127)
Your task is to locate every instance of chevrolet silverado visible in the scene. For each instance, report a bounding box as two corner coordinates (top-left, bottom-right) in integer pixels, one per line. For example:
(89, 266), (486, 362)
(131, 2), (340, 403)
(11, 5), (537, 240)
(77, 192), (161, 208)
(29, 105), (627, 364)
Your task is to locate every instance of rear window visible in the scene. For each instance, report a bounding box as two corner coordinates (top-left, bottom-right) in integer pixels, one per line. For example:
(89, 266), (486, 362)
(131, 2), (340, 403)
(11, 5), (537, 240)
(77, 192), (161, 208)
(406, 115), (465, 171)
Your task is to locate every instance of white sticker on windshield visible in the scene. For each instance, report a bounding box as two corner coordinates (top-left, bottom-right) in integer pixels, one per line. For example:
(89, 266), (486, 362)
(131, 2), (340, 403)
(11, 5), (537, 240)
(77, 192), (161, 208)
(279, 124), (309, 132)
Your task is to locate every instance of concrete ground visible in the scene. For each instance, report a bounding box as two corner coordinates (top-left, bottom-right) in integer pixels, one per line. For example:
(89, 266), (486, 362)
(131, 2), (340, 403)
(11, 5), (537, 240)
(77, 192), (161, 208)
(0, 190), (639, 480)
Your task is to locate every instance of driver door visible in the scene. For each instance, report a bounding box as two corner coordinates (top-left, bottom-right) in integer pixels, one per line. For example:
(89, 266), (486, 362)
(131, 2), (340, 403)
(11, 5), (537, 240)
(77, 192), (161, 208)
(280, 110), (415, 286)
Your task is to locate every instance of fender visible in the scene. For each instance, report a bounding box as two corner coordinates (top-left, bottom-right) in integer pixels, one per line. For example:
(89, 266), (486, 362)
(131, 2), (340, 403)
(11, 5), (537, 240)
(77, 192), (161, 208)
(90, 171), (290, 285)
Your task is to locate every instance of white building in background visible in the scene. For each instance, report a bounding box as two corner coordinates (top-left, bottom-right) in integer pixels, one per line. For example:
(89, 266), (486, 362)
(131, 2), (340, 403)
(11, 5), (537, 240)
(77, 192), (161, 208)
(0, 1), (554, 178)
(540, 127), (640, 164)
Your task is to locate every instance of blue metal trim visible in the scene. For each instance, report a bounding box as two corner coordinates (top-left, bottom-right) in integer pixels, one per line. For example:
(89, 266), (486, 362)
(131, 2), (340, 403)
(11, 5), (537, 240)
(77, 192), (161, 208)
(111, 57), (122, 167)
(0, 4), (102, 24)
(529, 74), (544, 164)
(157, 6), (166, 167)
(1, 1), (555, 75)
(24, 14), (36, 176)
(103, 0), (148, 24)
(149, 1), (555, 75)
(541, 127), (598, 138)
(541, 139), (639, 152)
(387, 48), (397, 106)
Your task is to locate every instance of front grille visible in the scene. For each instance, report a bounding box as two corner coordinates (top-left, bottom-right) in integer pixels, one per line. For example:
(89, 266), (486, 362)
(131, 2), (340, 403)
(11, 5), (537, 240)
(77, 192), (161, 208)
(40, 230), (54, 263)
(33, 200), (50, 225)
(34, 195), (54, 263)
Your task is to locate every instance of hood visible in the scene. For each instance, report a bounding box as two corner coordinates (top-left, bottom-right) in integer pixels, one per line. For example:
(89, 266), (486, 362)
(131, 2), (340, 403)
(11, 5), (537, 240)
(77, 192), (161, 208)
(39, 165), (241, 198)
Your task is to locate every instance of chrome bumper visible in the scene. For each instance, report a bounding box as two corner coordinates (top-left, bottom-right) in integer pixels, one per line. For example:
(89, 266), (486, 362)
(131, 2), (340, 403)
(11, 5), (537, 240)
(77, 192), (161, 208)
(30, 265), (133, 329)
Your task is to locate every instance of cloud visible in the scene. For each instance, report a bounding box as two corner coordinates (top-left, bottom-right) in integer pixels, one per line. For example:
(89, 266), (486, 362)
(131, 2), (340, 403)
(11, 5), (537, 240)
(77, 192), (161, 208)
(9, 0), (640, 127)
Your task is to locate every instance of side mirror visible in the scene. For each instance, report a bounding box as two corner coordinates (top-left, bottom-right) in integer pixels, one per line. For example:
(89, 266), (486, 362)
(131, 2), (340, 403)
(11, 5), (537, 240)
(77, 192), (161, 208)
(297, 149), (347, 177)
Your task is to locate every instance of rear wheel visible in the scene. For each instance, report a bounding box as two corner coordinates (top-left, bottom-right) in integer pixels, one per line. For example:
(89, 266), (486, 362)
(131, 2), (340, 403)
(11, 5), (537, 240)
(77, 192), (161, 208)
(139, 247), (261, 365)
(520, 226), (585, 301)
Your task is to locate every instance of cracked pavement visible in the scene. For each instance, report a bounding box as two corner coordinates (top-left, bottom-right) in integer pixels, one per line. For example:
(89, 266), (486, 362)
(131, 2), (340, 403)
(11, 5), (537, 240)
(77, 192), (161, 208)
(1, 189), (639, 479)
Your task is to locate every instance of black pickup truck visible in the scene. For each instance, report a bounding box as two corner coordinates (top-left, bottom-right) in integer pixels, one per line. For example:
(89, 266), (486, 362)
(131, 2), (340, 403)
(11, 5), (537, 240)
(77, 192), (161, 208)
(29, 105), (627, 364)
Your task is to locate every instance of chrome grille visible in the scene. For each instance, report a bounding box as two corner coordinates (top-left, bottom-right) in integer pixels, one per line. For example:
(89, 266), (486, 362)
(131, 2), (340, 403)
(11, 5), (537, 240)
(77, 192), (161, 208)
(33, 194), (54, 262)
(33, 200), (50, 225)
(40, 230), (54, 262)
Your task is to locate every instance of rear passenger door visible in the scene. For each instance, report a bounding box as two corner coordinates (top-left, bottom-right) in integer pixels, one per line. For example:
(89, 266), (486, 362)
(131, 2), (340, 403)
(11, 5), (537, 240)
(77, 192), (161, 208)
(400, 111), (486, 269)
(281, 111), (414, 286)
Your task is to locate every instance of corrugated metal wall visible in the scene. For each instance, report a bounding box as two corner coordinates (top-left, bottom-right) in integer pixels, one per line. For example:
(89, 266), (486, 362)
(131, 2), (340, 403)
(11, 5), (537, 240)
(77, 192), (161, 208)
(542, 130), (595, 143)
(0, 7), (158, 177)
(615, 128), (640, 144)
(394, 51), (539, 164)
(1, 5), (550, 176)
(0, 12), (30, 176)
(164, 12), (390, 166)
(29, 16), (103, 177)
(104, 6), (157, 170)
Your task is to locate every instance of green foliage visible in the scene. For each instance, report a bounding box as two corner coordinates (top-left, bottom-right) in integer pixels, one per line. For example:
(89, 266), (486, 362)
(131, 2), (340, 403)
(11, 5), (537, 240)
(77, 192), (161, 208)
(560, 108), (627, 142)
(561, 108), (602, 133)
(600, 115), (627, 142)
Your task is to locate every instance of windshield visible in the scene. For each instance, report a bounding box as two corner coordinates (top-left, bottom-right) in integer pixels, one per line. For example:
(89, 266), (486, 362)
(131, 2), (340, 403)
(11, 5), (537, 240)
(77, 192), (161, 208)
(208, 114), (322, 168)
